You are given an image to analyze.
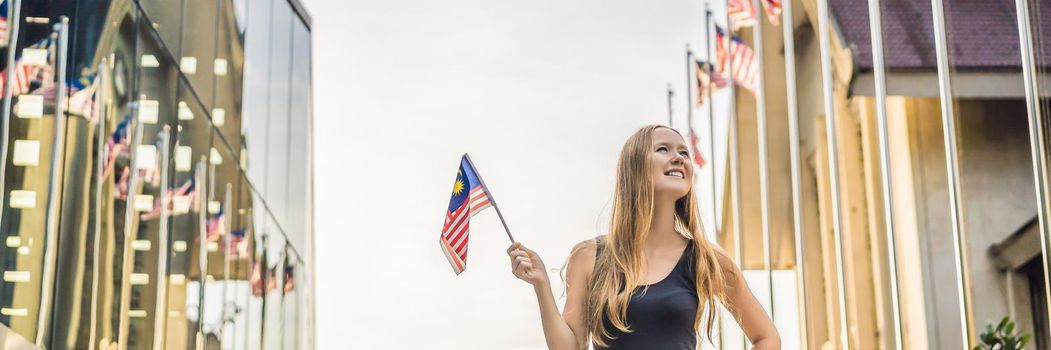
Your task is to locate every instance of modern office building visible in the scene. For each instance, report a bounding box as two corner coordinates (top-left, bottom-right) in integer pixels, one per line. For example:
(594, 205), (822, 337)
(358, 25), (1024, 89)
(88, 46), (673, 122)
(0, 0), (315, 349)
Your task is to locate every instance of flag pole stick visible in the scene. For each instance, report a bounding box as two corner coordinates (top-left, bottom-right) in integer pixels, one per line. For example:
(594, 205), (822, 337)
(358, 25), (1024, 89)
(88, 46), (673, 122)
(705, 7), (717, 235)
(462, 153), (516, 243)
(704, 5), (726, 348)
(667, 83), (674, 127)
(685, 44), (693, 133)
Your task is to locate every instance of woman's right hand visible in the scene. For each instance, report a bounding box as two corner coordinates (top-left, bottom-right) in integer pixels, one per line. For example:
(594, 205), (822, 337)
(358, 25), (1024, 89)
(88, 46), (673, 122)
(507, 242), (549, 288)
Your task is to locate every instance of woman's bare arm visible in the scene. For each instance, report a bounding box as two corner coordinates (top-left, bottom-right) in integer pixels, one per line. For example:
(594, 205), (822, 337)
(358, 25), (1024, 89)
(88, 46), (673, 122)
(716, 247), (782, 350)
(508, 241), (595, 350)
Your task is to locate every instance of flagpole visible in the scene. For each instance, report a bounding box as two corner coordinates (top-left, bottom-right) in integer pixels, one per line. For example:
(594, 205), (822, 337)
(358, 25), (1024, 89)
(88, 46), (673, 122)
(462, 153), (516, 243)
(782, 0), (811, 347)
(704, 5), (726, 348)
(0, 0), (22, 243)
(722, 12), (748, 349)
(667, 83), (674, 127)
(929, 0), (973, 344)
(705, 6), (718, 236)
(685, 44), (693, 134)
(867, 0), (905, 347)
(816, 0), (851, 347)
(750, 0), (774, 322)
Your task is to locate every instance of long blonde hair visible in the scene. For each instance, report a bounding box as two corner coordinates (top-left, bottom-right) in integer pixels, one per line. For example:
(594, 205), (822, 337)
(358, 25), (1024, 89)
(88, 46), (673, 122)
(586, 125), (734, 347)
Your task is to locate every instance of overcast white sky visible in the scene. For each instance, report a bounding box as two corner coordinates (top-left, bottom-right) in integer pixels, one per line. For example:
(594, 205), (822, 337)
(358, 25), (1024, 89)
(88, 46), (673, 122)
(304, 0), (737, 348)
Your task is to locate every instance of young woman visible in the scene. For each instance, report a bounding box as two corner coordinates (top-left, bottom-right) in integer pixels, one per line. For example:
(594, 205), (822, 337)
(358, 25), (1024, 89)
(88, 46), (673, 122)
(507, 125), (780, 349)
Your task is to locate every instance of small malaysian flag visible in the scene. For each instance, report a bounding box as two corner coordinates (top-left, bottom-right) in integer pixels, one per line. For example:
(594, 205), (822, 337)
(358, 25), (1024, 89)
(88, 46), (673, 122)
(250, 262), (277, 297)
(762, 0), (782, 26)
(727, 0), (780, 28)
(695, 60), (728, 108)
(0, 0), (8, 48)
(283, 264), (295, 293)
(689, 128), (707, 169)
(716, 26), (760, 96)
(68, 74), (99, 121)
(727, 0), (757, 30)
(207, 206), (227, 241)
(103, 112), (132, 178)
(0, 63), (34, 96)
(115, 166), (131, 200)
(225, 228), (248, 258)
(438, 155), (494, 275)
(139, 177), (196, 220)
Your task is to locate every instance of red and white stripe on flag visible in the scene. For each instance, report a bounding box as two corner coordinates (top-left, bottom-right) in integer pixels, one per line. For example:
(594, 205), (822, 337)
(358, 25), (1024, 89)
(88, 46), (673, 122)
(0, 63), (34, 96)
(0, 18), (8, 48)
(728, 0), (780, 28)
(439, 187), (492, 274)
(727, 0), (757, 30)
(763, 0), (782, 26)
(716, 33), (759, 96)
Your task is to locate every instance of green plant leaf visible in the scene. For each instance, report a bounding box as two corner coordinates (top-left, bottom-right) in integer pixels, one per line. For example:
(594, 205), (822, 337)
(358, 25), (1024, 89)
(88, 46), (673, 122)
(998, 317), (1009, 331)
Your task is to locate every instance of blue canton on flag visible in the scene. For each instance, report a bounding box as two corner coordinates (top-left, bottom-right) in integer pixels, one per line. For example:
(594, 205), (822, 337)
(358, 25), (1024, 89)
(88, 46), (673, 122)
(439, 155), (493, 275)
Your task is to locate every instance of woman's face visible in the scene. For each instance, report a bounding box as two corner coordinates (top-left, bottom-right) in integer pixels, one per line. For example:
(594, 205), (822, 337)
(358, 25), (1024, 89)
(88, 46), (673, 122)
(648, 127), (693, 199)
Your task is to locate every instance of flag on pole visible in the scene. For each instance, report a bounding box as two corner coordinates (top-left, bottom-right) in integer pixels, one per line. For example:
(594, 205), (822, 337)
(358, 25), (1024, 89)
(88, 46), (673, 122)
(0, 1), (9, 48)
(762, 0), (782, 26)
(727, 0), (757, 30)
(695, 60), (728, 108)
(250, 261), (277, 297)
(283, 264), (295, 293)
(68, 73), (99, 121)
(688, 128), (707, 169)
(139, 178), (196, 220)
(103, 112), (132, 178)
(716, 26), (759, 95)
(727, 0), (780, 28)
(2, 36), (57, 96)
(225, 227), (248, 258)
(207, 206), (226, 241)
(438, 155), (494, 275)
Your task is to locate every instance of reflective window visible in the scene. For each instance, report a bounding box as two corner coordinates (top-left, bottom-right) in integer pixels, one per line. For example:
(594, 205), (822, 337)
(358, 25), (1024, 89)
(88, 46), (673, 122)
(0, 0), (312, 348)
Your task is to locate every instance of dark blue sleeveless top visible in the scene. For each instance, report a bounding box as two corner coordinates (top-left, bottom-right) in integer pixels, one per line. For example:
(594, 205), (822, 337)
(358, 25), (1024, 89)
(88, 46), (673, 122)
(593, 236), (699, 349)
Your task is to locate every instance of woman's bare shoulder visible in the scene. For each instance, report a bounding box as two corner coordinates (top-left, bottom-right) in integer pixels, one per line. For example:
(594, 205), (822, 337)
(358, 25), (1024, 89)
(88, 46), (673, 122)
(566, 238), (599, 276)
(707, 242), (742, 281)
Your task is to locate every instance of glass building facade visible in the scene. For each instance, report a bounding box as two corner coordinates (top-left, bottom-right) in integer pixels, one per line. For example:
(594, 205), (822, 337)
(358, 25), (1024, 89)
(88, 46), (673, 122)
(0, 0), (315, 349)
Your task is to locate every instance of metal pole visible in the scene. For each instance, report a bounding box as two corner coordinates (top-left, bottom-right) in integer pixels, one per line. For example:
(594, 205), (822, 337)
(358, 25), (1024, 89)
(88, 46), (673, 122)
(0, 0), (22, 237)
(815, 0), (851, 347)
(929, 0), (974, 345)
(152, 126), (171, 350)
(705, 7), (718, 241)
(117, 94), (147, 350)
(867, 0), (905, 348)
(88, 60), (107, 350)
(705, 6), (725, 348)
(197, 157), (208, 350)
(750, 0), (775, 321)
(259, 233), (269, 349)
(36, 19), (68, 347)
(667, 84), (674, 128)
(686, 44), (694, 133)
(1014, 0), (1051, 341)
(242, 210), (254, 350)
(279, 249), (287, 350)
(781, 0), (810, 348)
(721, 14), (747, 348)
(222, 183), (232, 345)
(461, 153), (515, 243)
